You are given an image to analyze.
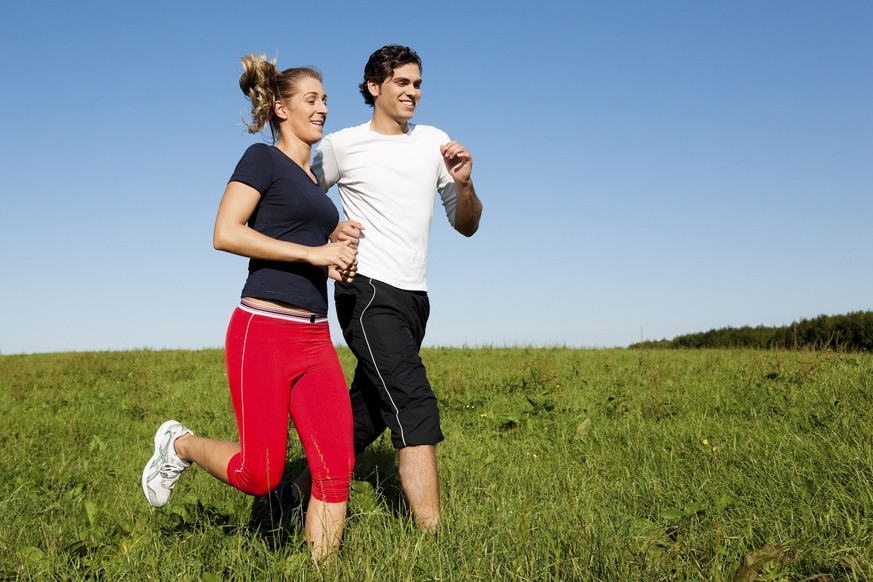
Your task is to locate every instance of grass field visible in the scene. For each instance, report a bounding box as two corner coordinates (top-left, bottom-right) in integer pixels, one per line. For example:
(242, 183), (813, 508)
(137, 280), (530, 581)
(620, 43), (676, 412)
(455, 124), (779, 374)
(1, 347), (871, 580)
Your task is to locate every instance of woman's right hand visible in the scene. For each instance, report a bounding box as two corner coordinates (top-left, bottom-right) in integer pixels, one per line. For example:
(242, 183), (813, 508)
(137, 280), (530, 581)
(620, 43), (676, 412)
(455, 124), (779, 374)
(307, 241), (357, 271)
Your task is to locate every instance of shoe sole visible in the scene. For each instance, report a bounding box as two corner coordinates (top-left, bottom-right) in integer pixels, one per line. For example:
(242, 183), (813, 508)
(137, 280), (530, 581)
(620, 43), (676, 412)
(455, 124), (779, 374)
(142, 420), (180, 508)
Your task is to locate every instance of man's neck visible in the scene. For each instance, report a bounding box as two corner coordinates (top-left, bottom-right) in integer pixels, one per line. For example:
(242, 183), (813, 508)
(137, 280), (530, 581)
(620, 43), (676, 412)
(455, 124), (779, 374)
(369, 113), (410, 135)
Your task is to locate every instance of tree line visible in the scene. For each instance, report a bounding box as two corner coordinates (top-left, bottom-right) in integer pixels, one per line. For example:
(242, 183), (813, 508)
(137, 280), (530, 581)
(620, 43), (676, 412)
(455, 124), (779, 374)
(629, 311), (873, 352)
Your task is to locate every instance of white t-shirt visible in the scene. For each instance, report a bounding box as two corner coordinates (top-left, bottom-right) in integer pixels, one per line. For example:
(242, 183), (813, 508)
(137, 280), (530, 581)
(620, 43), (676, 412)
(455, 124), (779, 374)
(313, 122), (458, 291)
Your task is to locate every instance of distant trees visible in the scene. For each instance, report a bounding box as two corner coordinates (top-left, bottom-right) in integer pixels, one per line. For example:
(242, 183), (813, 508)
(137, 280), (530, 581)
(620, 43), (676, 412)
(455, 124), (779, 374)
(629, 311), (873, 352)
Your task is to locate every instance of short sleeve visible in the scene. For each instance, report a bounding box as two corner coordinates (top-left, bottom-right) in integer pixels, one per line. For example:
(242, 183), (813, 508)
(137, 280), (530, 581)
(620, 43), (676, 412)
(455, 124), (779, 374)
(435, 131), (458, 227)
(312, 134), (339, 193)
(229, 143), (273, 194)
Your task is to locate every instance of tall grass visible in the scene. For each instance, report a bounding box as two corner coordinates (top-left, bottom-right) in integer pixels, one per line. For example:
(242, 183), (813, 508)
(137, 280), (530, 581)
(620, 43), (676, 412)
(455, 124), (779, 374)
(1, 348), (870, 580)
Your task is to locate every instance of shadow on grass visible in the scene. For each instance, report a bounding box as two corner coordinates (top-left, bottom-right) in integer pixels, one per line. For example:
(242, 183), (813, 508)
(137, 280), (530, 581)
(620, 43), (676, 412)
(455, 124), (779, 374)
(246, 458), (308, 549)
(352, 443), (407, 519)
(244, 441), (410, 546)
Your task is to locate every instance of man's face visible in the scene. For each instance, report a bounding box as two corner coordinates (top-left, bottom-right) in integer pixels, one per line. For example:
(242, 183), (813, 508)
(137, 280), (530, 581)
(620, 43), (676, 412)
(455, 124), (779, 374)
(370, 63), (422, 124)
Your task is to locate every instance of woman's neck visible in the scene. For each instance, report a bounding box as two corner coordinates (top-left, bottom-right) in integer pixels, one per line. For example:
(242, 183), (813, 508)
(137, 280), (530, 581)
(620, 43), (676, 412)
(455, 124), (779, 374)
(275, 135), (312, 171)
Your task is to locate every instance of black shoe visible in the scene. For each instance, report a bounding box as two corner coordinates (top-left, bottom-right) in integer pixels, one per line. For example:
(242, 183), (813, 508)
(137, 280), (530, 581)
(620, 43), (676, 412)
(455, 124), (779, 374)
(272, 481), (305, 509)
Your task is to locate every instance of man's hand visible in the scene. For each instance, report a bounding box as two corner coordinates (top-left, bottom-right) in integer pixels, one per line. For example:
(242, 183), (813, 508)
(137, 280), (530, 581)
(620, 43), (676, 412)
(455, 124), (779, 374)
(329, 262), (358, 283)
(331, 220), (365, 246)
(440, 141), (472, 184)
(441, 141), (482, 236)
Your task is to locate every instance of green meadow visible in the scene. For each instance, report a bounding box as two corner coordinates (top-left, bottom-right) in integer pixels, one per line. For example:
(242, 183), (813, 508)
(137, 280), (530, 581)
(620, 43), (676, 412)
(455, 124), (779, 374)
(1, 347), (870, 580)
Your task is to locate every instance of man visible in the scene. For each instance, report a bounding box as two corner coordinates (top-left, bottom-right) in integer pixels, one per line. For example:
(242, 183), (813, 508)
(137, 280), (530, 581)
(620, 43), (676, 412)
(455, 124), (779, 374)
(310, 45), (482, 531)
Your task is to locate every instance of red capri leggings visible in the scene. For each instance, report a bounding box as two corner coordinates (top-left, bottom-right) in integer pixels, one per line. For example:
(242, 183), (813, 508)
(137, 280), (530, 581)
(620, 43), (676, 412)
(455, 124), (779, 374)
(223, 303), (353, 503)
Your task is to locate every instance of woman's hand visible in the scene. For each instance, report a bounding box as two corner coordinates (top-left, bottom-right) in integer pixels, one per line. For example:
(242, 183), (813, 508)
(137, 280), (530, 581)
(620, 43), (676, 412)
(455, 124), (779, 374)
(327, 240), (358, 282)
(307, 241), (357, 270)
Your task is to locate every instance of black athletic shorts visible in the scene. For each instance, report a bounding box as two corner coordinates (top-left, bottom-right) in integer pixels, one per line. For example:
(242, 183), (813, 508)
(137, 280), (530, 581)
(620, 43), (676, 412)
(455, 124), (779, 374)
(335, 276), (444, 451)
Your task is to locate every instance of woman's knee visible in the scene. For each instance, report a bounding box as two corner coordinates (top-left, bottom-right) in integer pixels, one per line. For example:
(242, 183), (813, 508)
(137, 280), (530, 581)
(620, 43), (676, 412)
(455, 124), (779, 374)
(230, 463), (284, 496)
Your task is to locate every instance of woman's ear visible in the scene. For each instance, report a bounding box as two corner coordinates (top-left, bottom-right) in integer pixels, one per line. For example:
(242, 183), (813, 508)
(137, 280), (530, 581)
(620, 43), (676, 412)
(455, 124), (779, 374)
(274, 99), (289, 121)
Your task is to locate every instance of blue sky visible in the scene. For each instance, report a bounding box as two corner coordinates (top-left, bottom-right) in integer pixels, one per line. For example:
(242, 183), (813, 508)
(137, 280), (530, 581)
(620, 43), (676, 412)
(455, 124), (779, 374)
(1, 1), (871, 354)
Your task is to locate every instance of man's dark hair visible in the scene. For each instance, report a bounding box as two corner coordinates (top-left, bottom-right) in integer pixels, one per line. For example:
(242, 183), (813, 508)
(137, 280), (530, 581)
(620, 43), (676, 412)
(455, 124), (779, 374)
(358, 45), (422, 107)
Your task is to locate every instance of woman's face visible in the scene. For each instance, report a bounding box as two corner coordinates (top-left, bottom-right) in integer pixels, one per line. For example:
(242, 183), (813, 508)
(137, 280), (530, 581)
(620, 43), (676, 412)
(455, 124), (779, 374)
(281, 76), (328, 145)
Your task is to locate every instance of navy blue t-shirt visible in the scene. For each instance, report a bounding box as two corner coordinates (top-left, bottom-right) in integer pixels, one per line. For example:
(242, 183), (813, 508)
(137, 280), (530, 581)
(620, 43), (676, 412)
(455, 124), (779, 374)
(229, 143), (339, 314)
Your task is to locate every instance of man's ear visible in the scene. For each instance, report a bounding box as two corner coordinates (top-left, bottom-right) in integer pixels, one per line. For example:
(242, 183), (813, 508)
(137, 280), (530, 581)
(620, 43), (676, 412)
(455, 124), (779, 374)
(367, 80), (381, 100)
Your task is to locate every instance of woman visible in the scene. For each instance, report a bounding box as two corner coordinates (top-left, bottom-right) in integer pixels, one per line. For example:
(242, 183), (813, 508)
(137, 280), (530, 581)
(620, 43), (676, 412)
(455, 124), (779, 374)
(142, 54), (361, 562)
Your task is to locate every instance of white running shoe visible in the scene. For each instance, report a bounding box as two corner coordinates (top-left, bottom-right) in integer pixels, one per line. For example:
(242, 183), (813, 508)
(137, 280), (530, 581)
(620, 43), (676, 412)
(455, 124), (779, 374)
(142, 420), (193, 508)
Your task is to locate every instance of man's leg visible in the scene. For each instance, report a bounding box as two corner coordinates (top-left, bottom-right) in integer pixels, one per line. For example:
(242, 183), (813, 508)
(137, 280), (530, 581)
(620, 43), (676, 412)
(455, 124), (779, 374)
(398, 444), (440, 532)
(337, 277), (443, 531)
